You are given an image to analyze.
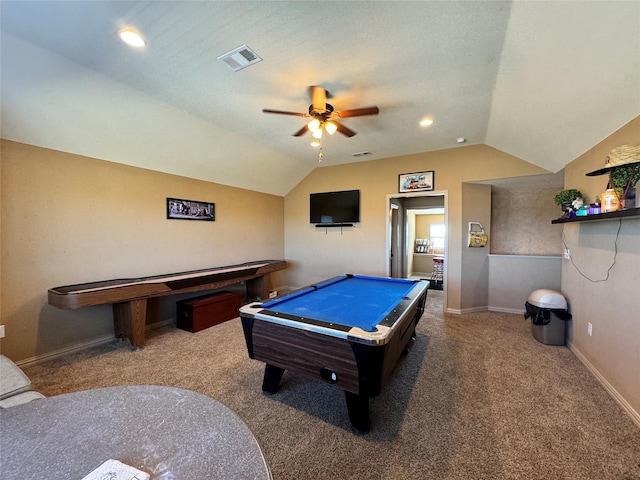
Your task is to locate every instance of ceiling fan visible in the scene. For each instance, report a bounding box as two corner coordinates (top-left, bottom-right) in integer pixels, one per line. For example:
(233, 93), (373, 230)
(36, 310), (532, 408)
(262, 86), (379, 140)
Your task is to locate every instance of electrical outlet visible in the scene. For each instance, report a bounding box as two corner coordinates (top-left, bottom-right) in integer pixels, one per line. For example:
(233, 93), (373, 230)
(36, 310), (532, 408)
(0, 325), (5, 339)
(587, 322), (593, 336)
(563, 248), (571, 259)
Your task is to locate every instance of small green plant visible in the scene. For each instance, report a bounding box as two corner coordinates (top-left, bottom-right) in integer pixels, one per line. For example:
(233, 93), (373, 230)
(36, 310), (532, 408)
(611, 164), (640, 196)
(554, 189), (583, 206)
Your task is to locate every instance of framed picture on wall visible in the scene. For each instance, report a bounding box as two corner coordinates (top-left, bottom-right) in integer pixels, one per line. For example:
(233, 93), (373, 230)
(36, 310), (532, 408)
(398, 171), (434, 193)
(167, 197), (215, 221)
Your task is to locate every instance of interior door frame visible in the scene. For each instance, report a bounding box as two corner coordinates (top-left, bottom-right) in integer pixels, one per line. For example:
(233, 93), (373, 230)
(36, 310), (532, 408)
(385, 190), (448, 311)
(389, 203), (401, 278)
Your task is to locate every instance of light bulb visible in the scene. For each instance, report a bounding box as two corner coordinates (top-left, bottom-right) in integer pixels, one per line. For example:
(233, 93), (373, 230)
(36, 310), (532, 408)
(312, 128), (323, 139)
(118, 28), (146, 48)
(325, 121), (338, 135)
(307, 119), (321, 132)
(310, 139), (320, 147)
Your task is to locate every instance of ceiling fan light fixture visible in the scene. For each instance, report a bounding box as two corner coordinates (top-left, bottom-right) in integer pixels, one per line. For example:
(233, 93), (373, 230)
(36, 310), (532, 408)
(118, 28), (146, 48)
(420, 118), (434, 127)
(308, 118), (321, 132)
(325, 121), (338, 135)
(312, 129), (323, 139)
(310, 139), (321, 147)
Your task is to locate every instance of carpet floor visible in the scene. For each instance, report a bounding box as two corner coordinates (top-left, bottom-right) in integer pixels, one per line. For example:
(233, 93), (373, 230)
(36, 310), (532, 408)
(23, 290), (640, 479)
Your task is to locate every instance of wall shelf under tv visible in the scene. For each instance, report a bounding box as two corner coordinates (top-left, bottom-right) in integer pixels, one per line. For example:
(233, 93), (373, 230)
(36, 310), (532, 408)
(315, 223), (354, 228)
(315, 223), (355, 234)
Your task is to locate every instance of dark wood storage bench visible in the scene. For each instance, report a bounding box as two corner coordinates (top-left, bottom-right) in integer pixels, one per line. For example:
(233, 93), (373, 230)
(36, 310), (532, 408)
(177, 291), (242, 333)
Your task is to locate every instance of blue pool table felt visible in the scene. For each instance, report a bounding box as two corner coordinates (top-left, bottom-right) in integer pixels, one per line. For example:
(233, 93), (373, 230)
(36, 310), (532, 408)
(260, 275), (418, 332)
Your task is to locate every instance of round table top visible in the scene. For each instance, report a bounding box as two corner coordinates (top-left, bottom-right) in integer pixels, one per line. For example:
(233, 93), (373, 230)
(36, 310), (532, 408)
(0, 385), (272, 480)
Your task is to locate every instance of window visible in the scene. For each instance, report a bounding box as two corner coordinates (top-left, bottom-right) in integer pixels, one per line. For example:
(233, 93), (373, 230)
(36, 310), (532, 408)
(430, 224), (446, 250)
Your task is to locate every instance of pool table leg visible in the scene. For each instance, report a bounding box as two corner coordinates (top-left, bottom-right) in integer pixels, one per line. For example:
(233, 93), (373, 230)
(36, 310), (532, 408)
(344, 391), (371, 432)
(261, 364), (285, 393)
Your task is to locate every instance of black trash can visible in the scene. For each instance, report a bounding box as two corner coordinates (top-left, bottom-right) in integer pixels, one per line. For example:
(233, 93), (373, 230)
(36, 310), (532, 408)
(524, 289), (572, 345)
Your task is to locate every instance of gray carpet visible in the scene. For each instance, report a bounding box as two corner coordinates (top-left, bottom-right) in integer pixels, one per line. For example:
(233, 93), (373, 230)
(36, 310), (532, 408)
(23, 290), (640, 479)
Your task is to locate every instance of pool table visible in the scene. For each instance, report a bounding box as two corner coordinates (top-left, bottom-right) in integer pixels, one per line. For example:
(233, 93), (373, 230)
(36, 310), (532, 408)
(240, 274), (429, 432)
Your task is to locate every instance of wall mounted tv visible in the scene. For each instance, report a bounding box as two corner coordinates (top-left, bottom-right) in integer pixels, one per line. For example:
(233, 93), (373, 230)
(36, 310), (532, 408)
(309, 189), (360, 226)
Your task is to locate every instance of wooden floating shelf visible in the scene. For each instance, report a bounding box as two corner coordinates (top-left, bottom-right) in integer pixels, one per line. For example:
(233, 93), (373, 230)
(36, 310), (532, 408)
(551, 208), (640, 224)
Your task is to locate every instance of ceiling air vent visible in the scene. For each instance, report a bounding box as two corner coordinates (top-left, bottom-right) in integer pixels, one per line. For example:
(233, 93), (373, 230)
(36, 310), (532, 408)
(218, 45), (262, 72)
(352, 151), (373, 158)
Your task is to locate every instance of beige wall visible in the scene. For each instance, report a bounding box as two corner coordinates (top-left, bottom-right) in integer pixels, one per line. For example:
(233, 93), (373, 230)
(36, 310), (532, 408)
(1, 140), (285, 361)
(460, 183), (492, 311)
(415, 214), (445, 252)
(561, 116), (640, 422)
(282, 144), (548, 312)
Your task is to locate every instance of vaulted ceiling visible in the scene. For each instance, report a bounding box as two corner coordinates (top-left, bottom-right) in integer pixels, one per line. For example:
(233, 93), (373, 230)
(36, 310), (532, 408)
(1, 1), (638, 196)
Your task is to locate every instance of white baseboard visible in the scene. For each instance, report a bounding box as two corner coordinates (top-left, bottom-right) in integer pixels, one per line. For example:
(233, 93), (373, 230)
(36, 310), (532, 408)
(15, 319), (174, 368)
(446, 306), (488, 314)
(568, 342), (640, 429)
(488, 306), (525, 315)
(447, 306), (524, 315)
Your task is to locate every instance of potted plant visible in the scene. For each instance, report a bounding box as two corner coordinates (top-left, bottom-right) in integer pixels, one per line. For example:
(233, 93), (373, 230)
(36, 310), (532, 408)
(611, 164), (640, 208)
(554, 189), (583, 213)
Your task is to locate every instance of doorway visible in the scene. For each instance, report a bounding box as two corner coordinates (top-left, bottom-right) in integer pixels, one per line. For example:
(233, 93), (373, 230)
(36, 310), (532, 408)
(386, 192), (447, 287)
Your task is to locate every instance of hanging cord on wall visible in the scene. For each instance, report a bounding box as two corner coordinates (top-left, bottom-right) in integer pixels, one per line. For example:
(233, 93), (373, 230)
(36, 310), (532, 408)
(561, 219), (622, 282)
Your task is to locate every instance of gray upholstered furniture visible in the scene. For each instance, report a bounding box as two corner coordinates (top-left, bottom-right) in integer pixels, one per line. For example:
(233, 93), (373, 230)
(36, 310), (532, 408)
(0, 355), (45, 408)
(0, 385), (273, 479)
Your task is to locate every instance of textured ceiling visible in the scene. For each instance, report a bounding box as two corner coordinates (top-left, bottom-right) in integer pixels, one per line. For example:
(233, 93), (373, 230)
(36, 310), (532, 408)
(1, 1), (638, 196)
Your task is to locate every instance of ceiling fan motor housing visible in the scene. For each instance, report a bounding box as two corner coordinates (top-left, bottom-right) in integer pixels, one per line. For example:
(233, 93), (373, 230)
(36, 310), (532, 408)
(309, 103), (334, 116)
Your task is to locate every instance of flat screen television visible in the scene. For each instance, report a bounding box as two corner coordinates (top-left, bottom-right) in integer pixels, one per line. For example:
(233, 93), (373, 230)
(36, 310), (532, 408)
(309, 189), (360, 225)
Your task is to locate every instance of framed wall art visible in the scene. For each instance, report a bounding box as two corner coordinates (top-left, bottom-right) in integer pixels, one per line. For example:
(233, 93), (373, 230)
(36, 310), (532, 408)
(167, 197), (215, 221)
(398, 171), (434, 193)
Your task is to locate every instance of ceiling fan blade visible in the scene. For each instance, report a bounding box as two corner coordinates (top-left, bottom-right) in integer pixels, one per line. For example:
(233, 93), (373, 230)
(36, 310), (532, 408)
(309, 86), (327, 113)
(292, 125), (309, 137)
(262, 109), (308, 117)
(336, 106), (379, 118)
(332, 121), (357, 137)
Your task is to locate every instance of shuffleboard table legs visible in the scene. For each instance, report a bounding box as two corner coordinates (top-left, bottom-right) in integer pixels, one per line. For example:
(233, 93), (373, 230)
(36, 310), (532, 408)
(344, 391), (371, 433)
(113, 299), (148, 348)
(246, 275), (269, 301)
(261, 364), (285, 393)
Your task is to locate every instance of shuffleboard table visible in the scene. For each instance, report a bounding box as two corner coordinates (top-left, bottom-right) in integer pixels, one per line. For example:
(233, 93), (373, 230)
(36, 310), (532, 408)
(240, 274), (429, 432)
(48, 260), (287, 348)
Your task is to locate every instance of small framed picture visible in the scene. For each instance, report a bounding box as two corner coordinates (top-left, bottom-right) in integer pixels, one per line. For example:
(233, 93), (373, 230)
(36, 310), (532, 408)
(167, 197), (215, 221)
(399, 171), (434, 193)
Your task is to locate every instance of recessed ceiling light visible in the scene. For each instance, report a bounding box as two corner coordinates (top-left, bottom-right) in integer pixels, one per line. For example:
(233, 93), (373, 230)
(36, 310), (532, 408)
(420, 118), (434, 127)
(118, 28), (146, 48)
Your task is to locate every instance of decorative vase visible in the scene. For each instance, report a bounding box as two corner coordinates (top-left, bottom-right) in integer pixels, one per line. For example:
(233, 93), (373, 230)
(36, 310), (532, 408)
(623, 186), (636, 208)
